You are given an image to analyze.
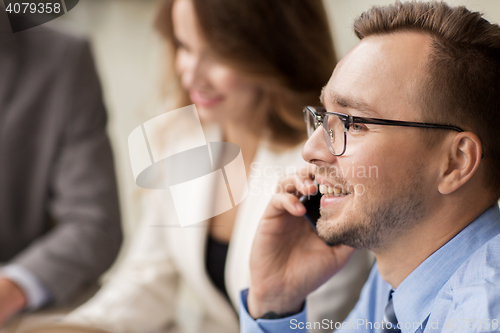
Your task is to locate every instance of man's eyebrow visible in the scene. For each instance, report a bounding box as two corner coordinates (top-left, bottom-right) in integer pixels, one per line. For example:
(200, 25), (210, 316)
(319, 86), (326, 105)
(328, 91), (380, 117)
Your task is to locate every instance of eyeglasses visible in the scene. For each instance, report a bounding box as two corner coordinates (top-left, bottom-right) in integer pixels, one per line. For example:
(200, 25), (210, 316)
(303, 106), (464, 156)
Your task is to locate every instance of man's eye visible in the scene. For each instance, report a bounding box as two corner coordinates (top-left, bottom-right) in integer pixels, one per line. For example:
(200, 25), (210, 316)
(350, 123), (365, 132)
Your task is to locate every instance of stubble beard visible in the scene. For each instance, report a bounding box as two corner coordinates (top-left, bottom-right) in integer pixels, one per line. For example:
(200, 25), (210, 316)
(316, 171), (426, 250)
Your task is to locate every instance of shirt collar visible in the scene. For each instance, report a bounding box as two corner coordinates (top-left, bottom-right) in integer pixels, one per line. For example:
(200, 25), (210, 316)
(392, 205), (500, 333)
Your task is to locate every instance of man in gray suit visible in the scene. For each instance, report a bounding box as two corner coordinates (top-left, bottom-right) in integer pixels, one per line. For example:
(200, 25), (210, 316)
(0, 6), (122, 326)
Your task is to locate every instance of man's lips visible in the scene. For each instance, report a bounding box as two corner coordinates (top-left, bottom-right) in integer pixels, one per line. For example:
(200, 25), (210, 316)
(320, 192), (350, 207)
(314, 175), (347, 189)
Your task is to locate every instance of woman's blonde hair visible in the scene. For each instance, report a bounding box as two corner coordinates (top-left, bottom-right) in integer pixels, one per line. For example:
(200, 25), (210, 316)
(155, 0), (336, 147)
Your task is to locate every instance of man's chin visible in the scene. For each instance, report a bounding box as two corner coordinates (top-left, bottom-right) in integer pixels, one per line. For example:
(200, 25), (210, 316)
(316, 228), (349, 247)
(316, 216), (373, 250)
(316, 217), (347, 247)
(323, 237), (344, 247)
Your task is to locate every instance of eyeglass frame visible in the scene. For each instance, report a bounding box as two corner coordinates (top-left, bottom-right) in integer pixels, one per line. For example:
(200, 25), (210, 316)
(303, 106), (465, 156)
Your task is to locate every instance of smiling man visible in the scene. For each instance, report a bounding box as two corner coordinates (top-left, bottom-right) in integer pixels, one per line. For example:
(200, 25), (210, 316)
(238, 2), (500, 333)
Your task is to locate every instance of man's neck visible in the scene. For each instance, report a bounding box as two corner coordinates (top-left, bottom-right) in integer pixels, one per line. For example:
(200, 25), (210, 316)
(374, 197), (495, 289)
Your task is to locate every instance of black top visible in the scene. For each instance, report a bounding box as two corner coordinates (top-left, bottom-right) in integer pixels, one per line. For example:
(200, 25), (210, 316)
(205, 236), (230, 300)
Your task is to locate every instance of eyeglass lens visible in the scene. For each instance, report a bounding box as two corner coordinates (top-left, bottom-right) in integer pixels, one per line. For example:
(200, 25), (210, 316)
(325, 114), (345, 155)
(305, 109), (345, 155)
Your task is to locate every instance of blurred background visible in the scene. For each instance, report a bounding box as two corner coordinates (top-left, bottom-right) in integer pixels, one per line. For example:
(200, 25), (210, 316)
(31, 0), (500, 276)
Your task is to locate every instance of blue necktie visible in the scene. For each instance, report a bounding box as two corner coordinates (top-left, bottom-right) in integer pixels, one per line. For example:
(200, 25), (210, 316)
(382, 290), (401, 332)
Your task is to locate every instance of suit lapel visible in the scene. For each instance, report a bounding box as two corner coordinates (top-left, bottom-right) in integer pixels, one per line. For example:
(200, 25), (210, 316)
(225, 142), (307, 308)
(224, 142), (275, 307)
(164, 124), (240, 329)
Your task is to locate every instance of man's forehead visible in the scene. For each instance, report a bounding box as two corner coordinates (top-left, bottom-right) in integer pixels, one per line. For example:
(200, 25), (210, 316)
(321, 32), (432, 117)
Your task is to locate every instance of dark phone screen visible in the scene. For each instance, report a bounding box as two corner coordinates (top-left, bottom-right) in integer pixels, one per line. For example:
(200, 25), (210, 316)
(300, 192), (322, 230)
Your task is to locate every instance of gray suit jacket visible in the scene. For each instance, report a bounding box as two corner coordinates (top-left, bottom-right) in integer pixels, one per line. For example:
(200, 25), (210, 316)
(0, 10), (122, 304)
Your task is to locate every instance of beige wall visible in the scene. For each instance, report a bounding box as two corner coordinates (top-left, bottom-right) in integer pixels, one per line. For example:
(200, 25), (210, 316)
(326, 0), (500, 58)
(55, 0), (500, 275)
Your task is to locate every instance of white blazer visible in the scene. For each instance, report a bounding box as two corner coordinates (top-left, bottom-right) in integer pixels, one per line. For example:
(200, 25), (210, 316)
(66, 125), (373, 333)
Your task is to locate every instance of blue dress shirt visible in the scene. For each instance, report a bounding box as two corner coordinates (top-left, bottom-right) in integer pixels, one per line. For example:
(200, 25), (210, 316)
(239, 205), (500, 333)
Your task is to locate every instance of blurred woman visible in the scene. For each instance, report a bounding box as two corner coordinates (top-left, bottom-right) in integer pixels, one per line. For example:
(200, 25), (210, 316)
(66, 0), (373, 332)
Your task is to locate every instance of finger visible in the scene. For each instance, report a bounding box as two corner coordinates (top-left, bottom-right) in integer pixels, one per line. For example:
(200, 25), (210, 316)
(276, 165), (317, 196)
(263, 193), (306, 220)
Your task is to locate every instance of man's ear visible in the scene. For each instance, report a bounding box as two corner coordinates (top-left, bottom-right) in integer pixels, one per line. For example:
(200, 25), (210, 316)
(438, 132), (482, 195)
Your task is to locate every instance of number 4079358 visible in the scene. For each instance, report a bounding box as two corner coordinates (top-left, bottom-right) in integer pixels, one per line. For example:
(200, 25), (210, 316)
(5, 2), (62, 14)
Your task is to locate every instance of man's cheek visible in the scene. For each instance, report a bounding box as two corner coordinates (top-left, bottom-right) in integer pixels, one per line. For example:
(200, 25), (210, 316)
(346, 163), (380, 196)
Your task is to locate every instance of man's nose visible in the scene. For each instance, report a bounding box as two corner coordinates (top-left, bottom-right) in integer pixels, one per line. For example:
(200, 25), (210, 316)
(302, 127), (338, 166)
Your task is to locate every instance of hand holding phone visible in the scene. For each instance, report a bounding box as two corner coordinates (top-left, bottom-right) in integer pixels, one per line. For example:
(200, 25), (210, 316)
(247, 167), (355, 318)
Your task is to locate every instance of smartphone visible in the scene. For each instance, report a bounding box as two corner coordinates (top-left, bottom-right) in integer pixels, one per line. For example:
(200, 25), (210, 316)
(299, 191), (322, 230)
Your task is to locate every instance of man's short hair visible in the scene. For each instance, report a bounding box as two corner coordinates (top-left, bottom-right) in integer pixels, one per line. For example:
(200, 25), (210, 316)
(354, 1), (500, 198)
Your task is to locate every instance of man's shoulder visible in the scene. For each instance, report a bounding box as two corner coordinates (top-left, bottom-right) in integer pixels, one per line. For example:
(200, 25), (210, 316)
(19, 16), (87, 44)
(444, 232), (500, 322)
(450, 231), (500, 288)
(15, 20), (89, 67)
(429, 233), (500, 332)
